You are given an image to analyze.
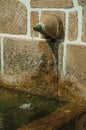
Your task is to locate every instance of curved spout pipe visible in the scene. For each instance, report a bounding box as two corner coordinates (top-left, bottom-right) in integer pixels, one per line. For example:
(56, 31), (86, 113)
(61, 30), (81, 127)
(33, 14), (64, 41)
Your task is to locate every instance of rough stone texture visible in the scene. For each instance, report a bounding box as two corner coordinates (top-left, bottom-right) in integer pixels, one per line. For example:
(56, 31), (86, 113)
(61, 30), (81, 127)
(0, 0), (27, 34)
(1, 38), (58, 97)
(75, 113), (86, 130)
(66, 45), (86, 99)
(78, 0), (86, 6)
(82, 7), (86, 41)
(30, 11), (39, 37)
(31, 0), (73, 8)
(78, 0), (86, 41)
(68, 11), (78, 40)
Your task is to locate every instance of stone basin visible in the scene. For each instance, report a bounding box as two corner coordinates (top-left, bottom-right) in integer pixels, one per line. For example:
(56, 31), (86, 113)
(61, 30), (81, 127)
(17, 81), (86, 130)
(18, 101), (86, 130)
(0, 86), (67, 130)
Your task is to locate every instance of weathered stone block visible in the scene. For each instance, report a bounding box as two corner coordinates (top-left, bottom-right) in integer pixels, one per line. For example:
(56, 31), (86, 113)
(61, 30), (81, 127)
(82, 7), (86, 41)
(78, 0), (86, 42)
(66, 44), (86, 98)
(30, 11), (39, 37)
(2, 38), (58, 97)
(68, 11), (78, 40)
(30, 0), (73, 8)
(0, 0), (27, 34)
(78, 0), (86, 6)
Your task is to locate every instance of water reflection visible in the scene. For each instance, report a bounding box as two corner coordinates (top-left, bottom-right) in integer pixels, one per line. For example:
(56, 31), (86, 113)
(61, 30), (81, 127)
(0, 87), (66, 130)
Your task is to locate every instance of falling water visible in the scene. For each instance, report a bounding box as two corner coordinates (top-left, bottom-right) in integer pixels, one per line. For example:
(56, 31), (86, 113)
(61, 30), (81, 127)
(53, 42), (58, 78)
(53, 42), (59, 98)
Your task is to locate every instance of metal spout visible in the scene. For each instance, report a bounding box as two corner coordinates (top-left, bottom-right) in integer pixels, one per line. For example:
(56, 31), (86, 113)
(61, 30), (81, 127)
(33, 24), (42, 32)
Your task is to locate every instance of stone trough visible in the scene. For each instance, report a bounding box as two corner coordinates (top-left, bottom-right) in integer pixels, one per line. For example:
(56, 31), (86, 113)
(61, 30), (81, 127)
(18, 96), (86, 130)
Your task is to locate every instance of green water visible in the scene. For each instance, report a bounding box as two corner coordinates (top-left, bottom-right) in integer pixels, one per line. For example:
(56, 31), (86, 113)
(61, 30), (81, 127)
(0, 87), (66, 130)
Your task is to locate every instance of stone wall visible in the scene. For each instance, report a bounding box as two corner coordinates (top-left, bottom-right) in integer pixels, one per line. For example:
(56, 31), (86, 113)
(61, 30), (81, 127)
(0, 0), (86, 99)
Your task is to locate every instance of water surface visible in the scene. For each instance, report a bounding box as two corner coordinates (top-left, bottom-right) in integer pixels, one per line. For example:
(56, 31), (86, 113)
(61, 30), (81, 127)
(0, 87), (66, 130)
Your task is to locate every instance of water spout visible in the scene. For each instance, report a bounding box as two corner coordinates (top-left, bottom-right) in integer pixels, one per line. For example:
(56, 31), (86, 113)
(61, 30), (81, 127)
(33, 14), (64, 41)
(33, 24), (42, 32)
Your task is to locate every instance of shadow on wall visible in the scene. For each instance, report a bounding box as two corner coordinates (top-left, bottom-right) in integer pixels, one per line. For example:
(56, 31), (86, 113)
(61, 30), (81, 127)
(30, 40), (62, 98)
(48, 41), (61, 85)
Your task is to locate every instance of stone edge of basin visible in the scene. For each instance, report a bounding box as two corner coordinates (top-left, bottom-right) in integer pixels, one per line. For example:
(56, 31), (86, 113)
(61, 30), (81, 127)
(17, 95), (86, 130)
